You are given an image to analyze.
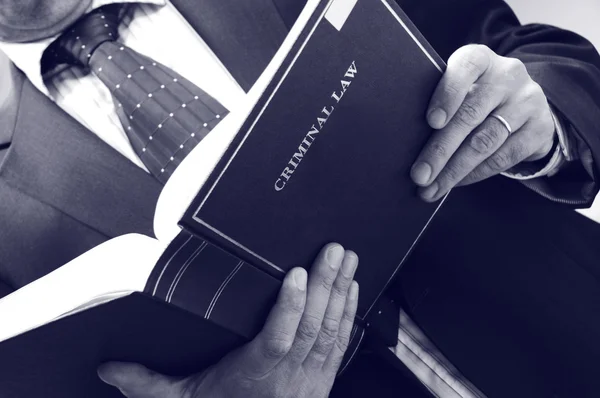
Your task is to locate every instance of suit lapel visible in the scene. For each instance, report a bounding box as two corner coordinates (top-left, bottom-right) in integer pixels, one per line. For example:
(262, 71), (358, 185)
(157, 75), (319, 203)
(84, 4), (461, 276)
(0, 0), (309, 240)
(170, 0), (291, 91)
(0, 73), (162, 239)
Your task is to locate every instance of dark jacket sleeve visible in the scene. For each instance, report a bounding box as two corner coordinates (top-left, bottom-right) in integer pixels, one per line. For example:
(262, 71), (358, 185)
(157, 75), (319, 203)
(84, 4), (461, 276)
(402, 0), (600, 207)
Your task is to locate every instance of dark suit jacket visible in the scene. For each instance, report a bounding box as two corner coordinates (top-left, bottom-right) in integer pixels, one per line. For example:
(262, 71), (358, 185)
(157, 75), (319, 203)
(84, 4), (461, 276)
(1, 1), (600, 395)
(1, 0), (598, 295)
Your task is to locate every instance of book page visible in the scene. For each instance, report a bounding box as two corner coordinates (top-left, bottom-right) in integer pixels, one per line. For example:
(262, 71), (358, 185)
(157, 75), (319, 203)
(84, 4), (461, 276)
(0, 234), (165, 342)
(153, 0), (323, 244)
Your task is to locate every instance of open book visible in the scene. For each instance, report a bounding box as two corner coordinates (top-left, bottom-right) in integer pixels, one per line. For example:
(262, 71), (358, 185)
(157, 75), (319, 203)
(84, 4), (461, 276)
(0, 0), (447, 396)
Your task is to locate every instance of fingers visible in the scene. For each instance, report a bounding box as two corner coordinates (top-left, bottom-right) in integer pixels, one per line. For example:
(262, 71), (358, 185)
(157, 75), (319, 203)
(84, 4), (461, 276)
(323, 281), (359, 375)
(426, 44), (493, 129)
(418, 105), (527, 202)
(413, 46), (499, 188)
(98, 246), (360, 398)
(413, 82), (505, 188)
(303, 250), (358, 369)
(242, 243), (359, 383)
(414, 45), (557, 197)
(246, 267), (308, 375)
(458, 120), (551, 186)
(98, 362), (181, 398)
(287, 243), (346, 363)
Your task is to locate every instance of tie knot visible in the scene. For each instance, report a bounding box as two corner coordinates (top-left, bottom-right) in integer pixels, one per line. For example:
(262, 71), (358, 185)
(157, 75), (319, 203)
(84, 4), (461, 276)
(43, 4), (121, 71)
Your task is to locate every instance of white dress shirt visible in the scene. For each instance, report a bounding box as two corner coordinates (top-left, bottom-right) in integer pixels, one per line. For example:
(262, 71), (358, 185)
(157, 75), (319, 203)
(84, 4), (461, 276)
(0, 0), (246, 171)
(0, 0), (571, 179)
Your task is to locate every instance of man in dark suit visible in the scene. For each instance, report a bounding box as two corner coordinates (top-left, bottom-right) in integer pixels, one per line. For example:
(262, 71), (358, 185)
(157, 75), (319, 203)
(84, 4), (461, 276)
(1, 0), (600, 396)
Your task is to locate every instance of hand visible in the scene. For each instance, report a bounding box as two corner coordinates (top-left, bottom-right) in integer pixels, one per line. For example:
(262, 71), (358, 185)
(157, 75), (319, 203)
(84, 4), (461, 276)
(98, 243), (359, 398)
(411, 44), (556, 202)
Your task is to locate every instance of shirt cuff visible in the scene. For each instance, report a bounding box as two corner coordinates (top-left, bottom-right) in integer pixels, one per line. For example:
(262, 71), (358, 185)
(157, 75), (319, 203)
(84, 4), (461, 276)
(501, 107), (572, 181)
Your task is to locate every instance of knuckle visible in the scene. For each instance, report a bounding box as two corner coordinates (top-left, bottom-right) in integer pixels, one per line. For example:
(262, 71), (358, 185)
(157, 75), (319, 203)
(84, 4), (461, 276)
(288, 301), (305, 316)
(461, 170), (480, 185)
(311, 342), (335, 362)
(487, 147), (521, 172)
(442, 81), (462, 101)
(521, 82), (545, 104)
(319, 273), (337, 291)
(262, 337), (293, 360)
(427, 140), (448, 160)
(470, 82), (496, 101)
(440, 163), (462, 184)
(469, 126), (503, 155)
(296, 317), (321, 341)
(487, 151), (512, 172)
(331, 281), (350, 300)
(320, 315), (341, 341)
(461, 45), (491, 71)
(312, 337), (337, 360)
(504, 57), (527, 77)
(530, 81), (544, 96)
(455, 101), (484, 127)
(460, 57), (481, 75)
(473, 44), (492, 55)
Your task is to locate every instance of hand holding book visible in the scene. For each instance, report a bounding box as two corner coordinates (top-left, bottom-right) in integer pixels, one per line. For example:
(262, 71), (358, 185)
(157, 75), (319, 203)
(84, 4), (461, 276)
(411, 44), (558, 202)
(98, 244), (359, 398)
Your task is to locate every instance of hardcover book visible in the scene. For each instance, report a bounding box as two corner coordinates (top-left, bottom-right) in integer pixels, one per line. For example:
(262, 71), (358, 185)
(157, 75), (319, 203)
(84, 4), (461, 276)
(0, 0), (446, 396)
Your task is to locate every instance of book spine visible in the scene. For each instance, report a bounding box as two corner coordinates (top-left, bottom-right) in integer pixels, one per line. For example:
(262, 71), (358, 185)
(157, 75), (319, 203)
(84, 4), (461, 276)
(144, 230), (368, 378)
(144, 231), (281, 340)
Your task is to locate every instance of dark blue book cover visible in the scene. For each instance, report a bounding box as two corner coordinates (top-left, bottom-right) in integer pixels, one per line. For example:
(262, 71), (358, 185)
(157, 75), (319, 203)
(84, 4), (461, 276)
(0, 1), (448, 396)
(181, 0), (447, 320)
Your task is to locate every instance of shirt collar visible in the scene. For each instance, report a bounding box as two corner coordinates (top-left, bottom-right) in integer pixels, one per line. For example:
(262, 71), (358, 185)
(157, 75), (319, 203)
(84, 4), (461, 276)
(0, 0), (166, 96)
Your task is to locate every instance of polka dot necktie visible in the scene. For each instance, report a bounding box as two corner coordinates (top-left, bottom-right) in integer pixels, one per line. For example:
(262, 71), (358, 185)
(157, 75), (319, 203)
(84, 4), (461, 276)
(44, 4), (229, 184)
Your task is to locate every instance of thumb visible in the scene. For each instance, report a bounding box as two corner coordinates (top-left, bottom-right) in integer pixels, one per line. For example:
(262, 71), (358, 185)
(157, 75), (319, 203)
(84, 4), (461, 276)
(98, 362), (182, 398)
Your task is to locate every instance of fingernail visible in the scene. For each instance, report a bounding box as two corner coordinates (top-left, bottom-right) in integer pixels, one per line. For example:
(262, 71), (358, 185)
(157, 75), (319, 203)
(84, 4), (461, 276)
(294, 268), (307, 291)
(428, 108), (447, 129)
(411, 162), (432, 186)
(97, 365), (117, 386)
(349, 282), (359, 300)
(326, 245), (344, 269)
(342, 251), (358, 277)
(97, 370), (111, 385)
(420, 182), (439, 201)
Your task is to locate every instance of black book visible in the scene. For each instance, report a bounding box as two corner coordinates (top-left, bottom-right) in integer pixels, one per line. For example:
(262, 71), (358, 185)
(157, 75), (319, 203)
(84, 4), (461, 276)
(0, 0), (446, 396)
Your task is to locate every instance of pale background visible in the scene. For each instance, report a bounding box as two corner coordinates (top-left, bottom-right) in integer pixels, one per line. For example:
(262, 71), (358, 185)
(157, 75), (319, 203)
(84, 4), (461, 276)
(506, 0), (600, 50)
(506, 0), (600, 221)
